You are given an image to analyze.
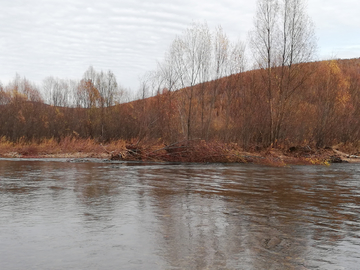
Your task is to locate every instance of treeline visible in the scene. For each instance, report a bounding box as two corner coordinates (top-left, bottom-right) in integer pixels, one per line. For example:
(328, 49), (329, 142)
(132, 58), (360, 149)
(0, 58), (359, 150)
(1, 0), (359, 151)
(0, 67), (134, 142)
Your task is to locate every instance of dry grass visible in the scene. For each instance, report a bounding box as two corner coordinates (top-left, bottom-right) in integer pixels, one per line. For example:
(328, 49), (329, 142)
(0, 136), (14, 156)
(0, 136), (127, 158)
(1, 136), (357, 165)
(334, 142), (360, 156)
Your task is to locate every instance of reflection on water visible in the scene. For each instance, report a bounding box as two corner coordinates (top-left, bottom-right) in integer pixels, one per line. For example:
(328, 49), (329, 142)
(1, 159), (360, 269)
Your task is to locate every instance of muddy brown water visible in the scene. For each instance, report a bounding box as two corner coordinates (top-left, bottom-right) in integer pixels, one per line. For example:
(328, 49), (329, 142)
(1, 158), (360, 269)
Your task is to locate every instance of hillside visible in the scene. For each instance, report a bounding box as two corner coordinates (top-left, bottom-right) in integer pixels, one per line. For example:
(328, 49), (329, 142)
(1, 58), (360, 164)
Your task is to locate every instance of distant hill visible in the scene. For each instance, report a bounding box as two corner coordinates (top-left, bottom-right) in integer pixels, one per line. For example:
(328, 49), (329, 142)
(1, 58), (360, 151)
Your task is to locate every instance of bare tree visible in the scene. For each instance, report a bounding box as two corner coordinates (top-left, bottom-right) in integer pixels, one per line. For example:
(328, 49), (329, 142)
(6, 74), (43, 103)
(42, 77), (70, 107)
(153, 23), (246, 141)
(167, 22), (212, 140)
(67, 79), (79, 107)
(105, 70), (121, 106)
(81, 66), (122, 108)
(204, 27), (246, 139)
(95, 70), (121, 107)
(249, 0), (316, 146)
(0, 83), (10, 105)
(222, 40), (247, 142)
(157, 52), (180, 93)
(249, 0), (280, 146)
(76, 79), (101, 109)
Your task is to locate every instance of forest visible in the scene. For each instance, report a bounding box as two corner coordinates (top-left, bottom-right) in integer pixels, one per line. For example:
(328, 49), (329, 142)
(0, 0), (359, 163)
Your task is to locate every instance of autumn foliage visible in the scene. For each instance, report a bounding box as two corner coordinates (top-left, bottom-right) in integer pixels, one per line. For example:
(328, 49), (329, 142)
(1, 0), (359, 163)
(0, 58), (360, 159)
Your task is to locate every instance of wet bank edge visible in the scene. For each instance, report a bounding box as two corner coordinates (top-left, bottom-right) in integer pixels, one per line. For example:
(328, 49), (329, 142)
(1, 147), (359, 166)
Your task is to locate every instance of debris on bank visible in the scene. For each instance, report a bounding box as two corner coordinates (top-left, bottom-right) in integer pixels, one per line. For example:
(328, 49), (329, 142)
(1, 139), (360, 166)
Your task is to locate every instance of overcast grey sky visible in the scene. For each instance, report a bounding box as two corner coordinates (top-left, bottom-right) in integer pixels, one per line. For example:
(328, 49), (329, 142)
(0, 0), (359, 92)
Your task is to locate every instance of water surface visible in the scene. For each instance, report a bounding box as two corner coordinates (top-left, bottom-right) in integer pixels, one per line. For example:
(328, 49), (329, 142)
(1, 159), (360, 269)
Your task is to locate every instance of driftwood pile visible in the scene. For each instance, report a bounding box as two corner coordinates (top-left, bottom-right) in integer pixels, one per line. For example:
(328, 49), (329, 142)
(109, 140), (248, 163)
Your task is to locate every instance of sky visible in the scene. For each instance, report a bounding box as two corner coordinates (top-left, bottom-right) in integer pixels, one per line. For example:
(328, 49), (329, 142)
(0, 0), (359, 92)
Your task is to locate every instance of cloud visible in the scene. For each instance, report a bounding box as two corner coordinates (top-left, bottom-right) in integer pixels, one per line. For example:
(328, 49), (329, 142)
(0, 0), (358, 91)
(1, 0), (202, 88)
(308, 0), (360, 59)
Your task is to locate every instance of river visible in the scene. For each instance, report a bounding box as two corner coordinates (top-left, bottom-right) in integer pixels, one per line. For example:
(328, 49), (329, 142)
(1, 159), (360, 269)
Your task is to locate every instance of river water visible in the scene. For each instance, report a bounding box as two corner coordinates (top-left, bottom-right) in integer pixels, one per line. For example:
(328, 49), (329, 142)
(1, 159), (360, 270)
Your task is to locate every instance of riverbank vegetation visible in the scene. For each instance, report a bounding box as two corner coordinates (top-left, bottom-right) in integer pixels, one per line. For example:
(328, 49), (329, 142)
(0, 0), (359, 165)
(0, 136), (358, 165)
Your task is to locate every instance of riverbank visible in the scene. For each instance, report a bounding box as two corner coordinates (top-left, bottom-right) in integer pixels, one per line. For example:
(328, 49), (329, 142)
(0, 138), (359, 165)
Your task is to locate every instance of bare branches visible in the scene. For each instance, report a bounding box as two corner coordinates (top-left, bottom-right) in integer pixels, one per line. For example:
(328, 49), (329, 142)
(249, 0), (317, 146)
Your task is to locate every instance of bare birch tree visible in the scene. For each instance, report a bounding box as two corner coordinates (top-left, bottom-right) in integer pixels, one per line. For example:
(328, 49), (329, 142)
(170, 22), (212, 140)
(205, 27), (246, 139)
(250, 0), (316, 146)
(153, 23), (246, 141)
(43, 77), (70, 107)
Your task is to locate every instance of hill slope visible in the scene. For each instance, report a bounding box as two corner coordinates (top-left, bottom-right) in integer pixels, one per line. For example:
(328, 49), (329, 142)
(1, 58), (359, 155)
